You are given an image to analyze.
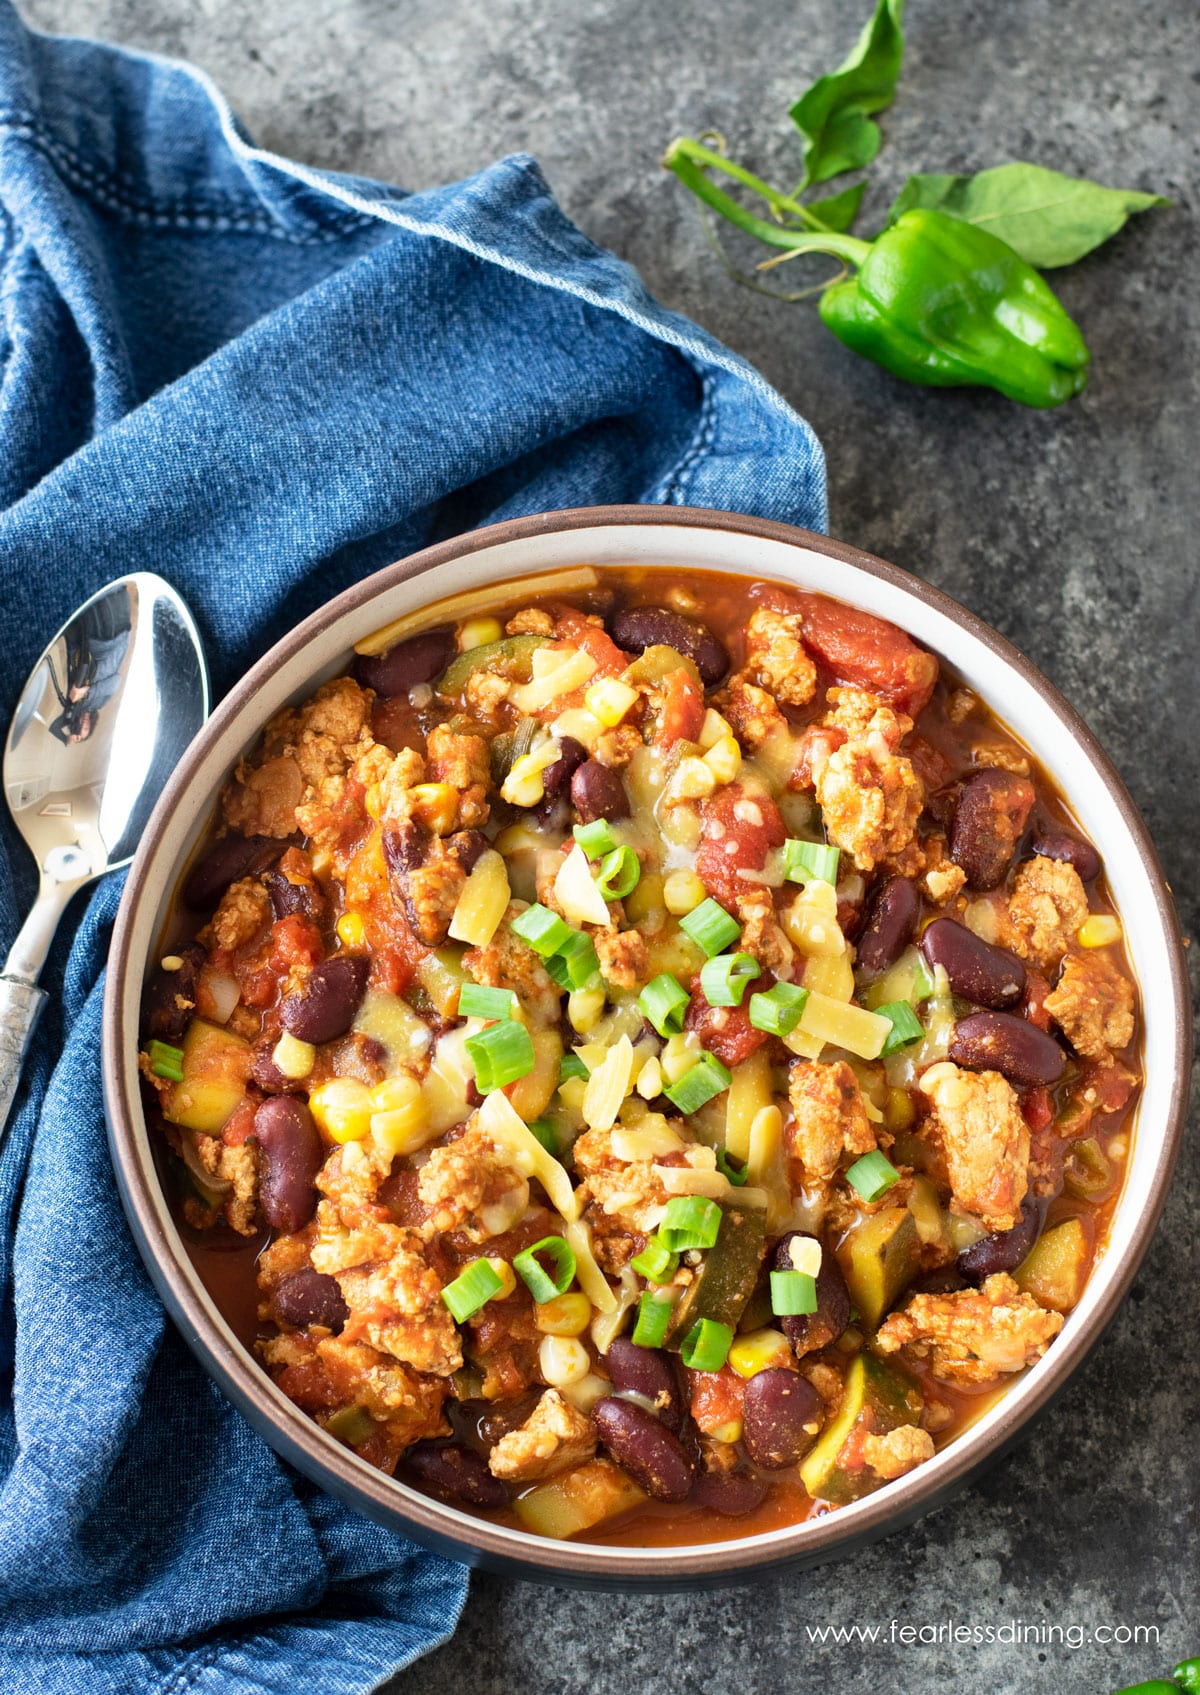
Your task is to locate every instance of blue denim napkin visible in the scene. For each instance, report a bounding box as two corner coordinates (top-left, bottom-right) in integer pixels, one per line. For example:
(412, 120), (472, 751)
(0, 4), (826, 1690)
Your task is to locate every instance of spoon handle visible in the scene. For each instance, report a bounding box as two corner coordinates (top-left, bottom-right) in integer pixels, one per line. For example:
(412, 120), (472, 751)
(0, 977), (48, 1141)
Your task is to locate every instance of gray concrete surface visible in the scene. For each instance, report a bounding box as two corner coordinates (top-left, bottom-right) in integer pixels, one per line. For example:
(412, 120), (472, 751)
(23, 0), (1198, 1690)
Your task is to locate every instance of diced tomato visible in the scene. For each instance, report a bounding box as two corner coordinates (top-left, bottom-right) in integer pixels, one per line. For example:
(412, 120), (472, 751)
(552, 607), (628, 677)
(1022, 972), (1053, 1031)
(276, 1355), (339, 1416)
(1021, 1086), (1054, 1134)
(792, 592), (939, 716)
(657, 666), (705, 749)
(686, 1365), (746, 1437)
(791, 722), (844, 791)
(272, 914), (325, 972)
(221, 1097), (259, 1147)
(685, 972), (769, 1066)
(907, 734), (954, 794)
(695, 783), (787, 910)
(1083, 1059), (1138, 1115)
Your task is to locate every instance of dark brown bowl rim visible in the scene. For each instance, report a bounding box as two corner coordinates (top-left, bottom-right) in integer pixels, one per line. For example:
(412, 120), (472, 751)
(103, 505), (1192, 1587)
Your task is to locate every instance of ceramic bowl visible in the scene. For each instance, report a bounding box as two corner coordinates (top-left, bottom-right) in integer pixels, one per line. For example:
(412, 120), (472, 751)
(103, 507), (1191, 1589)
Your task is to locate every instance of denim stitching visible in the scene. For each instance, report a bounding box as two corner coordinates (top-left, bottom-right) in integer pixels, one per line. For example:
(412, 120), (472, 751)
(0, 110), (372, 243)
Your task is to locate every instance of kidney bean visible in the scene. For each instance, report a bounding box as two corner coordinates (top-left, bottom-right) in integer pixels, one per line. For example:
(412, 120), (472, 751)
(1029, 829), (1102, 884)
(949, 1010), (1066, 1088)
(609, 606), (729, 687)
(273, 1268), (350, 1332)
(949, 770), (1036, 890)
(144, 942), (204, 1042)
(921, 917), (1026, 1009)
(445, 829), (489, 873)
(183, 832), (285, 910)
(775, 1233), (851, 1357)
(688, 1469), (768, 1517)
(856, 877), (920, 974)
(742, 1369), (822, 1470)
(354, 627), (455, 697)
(535, 736), (589, 828)
(593, 1396), (696, 1502)
(606, 1337), (687, 1434)
(254, 1097), (324, 1232)
(280, 955), (369, 1044)
(571, 759), (629, 823)
(265, 866), (323, 921)
(405, 1441), (510, 1509)
(956, 1198), (1042, 1283)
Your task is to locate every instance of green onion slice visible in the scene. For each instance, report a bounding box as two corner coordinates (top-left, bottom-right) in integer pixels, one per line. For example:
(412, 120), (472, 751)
(441, 1258), (506, 1323)
(631, 1290), (676, 1348)
(845, 1149), (902, 1203)
(715, 1149), (748, 1187)
(747, 981), (810, 1036)
(662, 1052), (732, 1115)
(782, 838), (841, 885)
(511, 903), (572, 957)
(680, 1317), (734, 1372)
(513, 1236), (577, 1303)
(559, 1051), (590, 1083)
(876, 999), (925, 1055)
(596, 845), (640, 901)
(543, 929), (601, 990)
(658, 1195), (723, 1252)
(770, 1269), (819, 1316)
(679, 897), (741, 958)
(527, 1118), (558, 1154)
(458, 982), (515, 1021)
(146, 1040), (185, 1083)
(630, 1238), (680, 1284)
(699, 951), (759, 1007)
(465, 1020), (536, 1091)
(638, 973), (690, 1038)
(573, 819), (618, 858)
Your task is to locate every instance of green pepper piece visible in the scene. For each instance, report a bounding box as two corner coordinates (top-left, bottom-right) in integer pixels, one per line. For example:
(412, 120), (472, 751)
(323, 1404), (377, 1447)
(1173, 1660), (1200, 1695)
(818, 209), (1089, 408)
(1109, 1684), (1182, 1695)
(664, 1202), (767, 1347)
(436, 633), (549, 697)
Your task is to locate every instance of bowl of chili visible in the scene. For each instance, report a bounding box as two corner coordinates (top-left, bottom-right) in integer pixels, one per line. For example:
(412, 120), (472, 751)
(103, 507), (1190, 1587)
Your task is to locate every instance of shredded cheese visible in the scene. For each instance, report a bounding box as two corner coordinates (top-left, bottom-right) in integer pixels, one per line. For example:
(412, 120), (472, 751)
(477, 1090), (580, 1221)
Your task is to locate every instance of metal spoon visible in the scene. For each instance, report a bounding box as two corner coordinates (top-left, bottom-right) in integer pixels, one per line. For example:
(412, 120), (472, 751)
(0, 573), (209, 1138)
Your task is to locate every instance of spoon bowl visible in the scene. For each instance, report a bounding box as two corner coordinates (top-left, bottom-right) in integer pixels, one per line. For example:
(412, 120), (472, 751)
(1, 573), (208, 1135)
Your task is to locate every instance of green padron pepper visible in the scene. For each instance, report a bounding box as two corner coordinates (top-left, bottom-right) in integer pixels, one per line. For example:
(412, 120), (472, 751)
(1173, 1660), (1200, 1695)
(817, 209), (1090, 407)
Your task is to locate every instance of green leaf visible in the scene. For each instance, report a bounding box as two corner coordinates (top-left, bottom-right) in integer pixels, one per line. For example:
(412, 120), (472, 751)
(886, 162), (1169, 268)
(790, 0), (905, 189)
(805, 180), (867, 233)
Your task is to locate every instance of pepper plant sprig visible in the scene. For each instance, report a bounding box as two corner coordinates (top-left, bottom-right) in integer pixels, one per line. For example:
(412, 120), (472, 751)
(662, 0), (1167, 407)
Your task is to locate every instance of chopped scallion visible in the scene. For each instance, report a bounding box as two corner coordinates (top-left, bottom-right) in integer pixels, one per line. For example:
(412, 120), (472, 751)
(658, 1195), (723, 1252)
(679, 897), (741, 958)
(511, 903), (572, 957)
(573, 819), (618, 858)
(770, 1269), (819, 1316)
(680, 1317), (734, 1372)
(441, 1258), (506, 1323)
(845, 1149), (902, 1203)
(543, 929), (601, 990)
(782, 838), (841, 885)
(630, 1237), (680, 1283)
(527, 1118), (559, 1154)
(747, 981), (810, 1036)
(513, 1236), (577, 1303)
(662, 1052), (732, 1114)
(638, 973), (690, 1038)
(699, 951), (759, 1008)
(876, 999), (925, 1055)
(146, 1040), (184, 1083)
(715, 1149), (748, 1187)
(596, 845), (640, 900)
(465, 1020), (536, 1091)
(458, 982), (515, 1021)
(631, 1290), (675, 1348)
(559, 1051), (590, 1083)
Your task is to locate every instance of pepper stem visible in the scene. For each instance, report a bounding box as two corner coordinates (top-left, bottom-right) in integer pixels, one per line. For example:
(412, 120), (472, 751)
(662, 137), (872, 266)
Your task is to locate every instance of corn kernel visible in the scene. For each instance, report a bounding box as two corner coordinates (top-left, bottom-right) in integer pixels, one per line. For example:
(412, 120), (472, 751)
(459, 616), (502, 651)
(698, 708), (732, 752)
(884, 1085), (916, 1134)
(728, 1329), (793, 1379)
(560, 1371), (609, 1414)
(670, 755), (716, 800)
(160, 954), (184, 972)
(1078, 914), (1121, 948)
(538, 1334), (591, 1388)
(371, 1073), (423, 1113)
(501, 746), (557, 807)
(370, 1074), (428, 1154)
(568, 986), (607, 1034)
(309, 1078), (374, 1143)
(336, 911), (366, 949)
(661, 1031), (701, 1084)
(407, 782), (459, 835)
(704, 734), (742, 785)
(550, 707), (605, 749)
(485, 1257), (518, 1300)
(584, 676), (639, 728)
(635, 1054), (664, 1100)
(707, 1419), (744, 1445)
(663, 869), (707, 916)
(785, 1237), (822, 1276)
(535, 1291), (593, 1336)
(272, 1031), (316, 1081)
